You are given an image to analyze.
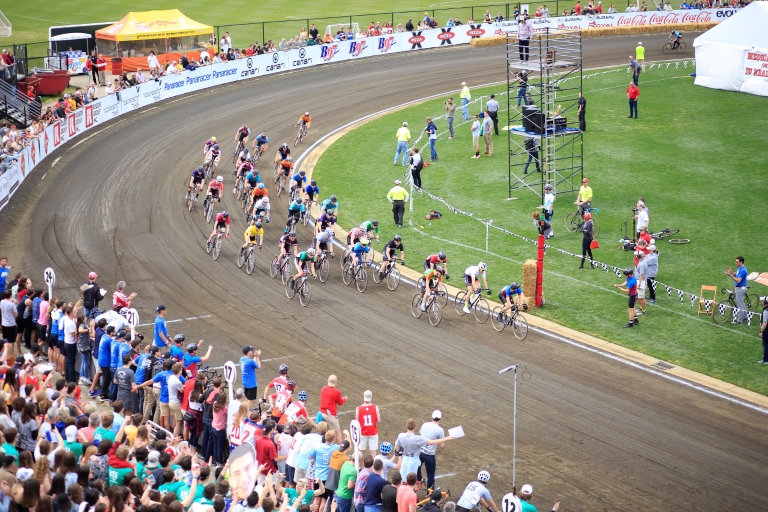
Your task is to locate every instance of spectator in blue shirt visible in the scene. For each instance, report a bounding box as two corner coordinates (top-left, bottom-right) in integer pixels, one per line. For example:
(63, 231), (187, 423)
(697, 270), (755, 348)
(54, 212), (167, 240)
(169, 334), (185, 361)
(0, 257), (10, 293)
(133, 347), (153, 413)
(135, 358), (182, 432)
(154, 305), (169, 348)
(97, 326), (116, 400)
(109, 331), (131, 401)
(727, 256), (748, 324)
(239, 345), (262, 409)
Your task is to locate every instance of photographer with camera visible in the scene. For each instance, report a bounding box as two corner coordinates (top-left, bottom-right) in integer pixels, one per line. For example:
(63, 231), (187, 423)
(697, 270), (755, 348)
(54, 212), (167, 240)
(515, 70), (530, 106)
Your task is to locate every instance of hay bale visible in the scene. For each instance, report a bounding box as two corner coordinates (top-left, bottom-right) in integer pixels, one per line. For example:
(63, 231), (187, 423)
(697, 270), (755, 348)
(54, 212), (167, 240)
(523, 259), (538, 308)
(471, 36), (506, 47)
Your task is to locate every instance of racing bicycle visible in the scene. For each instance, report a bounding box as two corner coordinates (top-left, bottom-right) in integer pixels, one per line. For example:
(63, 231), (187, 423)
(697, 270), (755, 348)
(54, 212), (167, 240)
(565, 206), (600, 237)
(650, 227), (689, 244)
(285, 272), (314, 307)
(206, 229), (226, 261)
(491, 304), (529, 339)
(203, 194), (220, 223)
(275, 169), (288, 197)
(372, 258), (402, 291)
(342, 261), (369, 293)
(417, 277), (449, 308)
(237, 243), (260, 275)
(270, 253), (293, 285)
(712, 285), (760, 325)
(233, 140), (245, 164)
(454, 288), (491, 323)
(252, 144), (264, 164)
(314, 250), (331, 283)
(662, 40), (686, 54)
(202, 160), (214, 180)
(294, 123), (308, 146)
(184, 180), (200, 212)
(415, 486), (450, 510)
(411, 290), (443, 327)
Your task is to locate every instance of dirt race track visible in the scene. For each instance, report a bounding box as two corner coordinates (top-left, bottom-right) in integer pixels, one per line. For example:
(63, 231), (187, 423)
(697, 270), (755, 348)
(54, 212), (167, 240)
(2, 33), (767, 511)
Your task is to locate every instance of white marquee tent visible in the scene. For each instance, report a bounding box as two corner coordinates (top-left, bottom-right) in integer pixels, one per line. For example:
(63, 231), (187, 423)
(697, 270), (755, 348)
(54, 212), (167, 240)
(693, 1), (768, 97)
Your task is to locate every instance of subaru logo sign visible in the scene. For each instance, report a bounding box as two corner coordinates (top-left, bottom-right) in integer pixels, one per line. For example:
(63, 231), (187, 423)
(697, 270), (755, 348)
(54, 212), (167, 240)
(272, 53), (279, 63)
(247, 58), (253, 69)
(299, 48), (306, 58)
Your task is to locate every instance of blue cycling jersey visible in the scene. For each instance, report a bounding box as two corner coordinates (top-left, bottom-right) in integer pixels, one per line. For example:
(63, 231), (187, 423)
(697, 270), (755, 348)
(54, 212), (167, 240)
(305, 184), (319, 195)
(501, 286), (522, 297)
(246, 171), (261, 185)
(321, 198), (338, 211)
(288, 201), (307, 213)
(256, 135), (268, 145)
(351, 243), (370, 254)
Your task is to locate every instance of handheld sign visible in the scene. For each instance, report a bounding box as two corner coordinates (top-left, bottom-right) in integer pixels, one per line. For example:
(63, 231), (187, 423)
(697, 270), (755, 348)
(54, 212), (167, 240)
(124, 308), (140, 342)
(501, 494), (522, 512)
(44, 267), (56, 298)
(350, 419), (361, 470)
(224, 361), (237, 385)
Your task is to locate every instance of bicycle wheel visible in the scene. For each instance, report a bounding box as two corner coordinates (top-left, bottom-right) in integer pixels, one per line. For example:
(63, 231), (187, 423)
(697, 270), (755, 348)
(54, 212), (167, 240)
(662, 43), (671, 54)
(213, 238), (222, 260)
(340, 250), (348, 270)
(679, 41), (686, 51)
(301, 212), (310, 226)
(319, 260), (329, 283)
(428, 301), (442, 327)
(356, 267), (368, 293)
(512, 313), (529, 340)
(342, 262), (353, 286)
(299, 282), (311, 307)
(187, 192), (193, 212)
(281, 262), (291, 285)
(669, 239), (690, 244)
(270, 256), (280, 278)
(372, 263), (382, 284)
(294, 133), (301, 147)
(491, 306), (507, 332)
(454, 291), (467, 316)
(205, 202), (213, 223)
(387, 266), (400, 291)
(205, 238), (213, 254)
(592, 217), (601, 237)
(712, 300), (731, 324)
(237, 248), (246, 268)
(411, 294), (424, 318)
(285, 277), (297, 298)
(436, 283), (449, 308)
(565, 212), (579, 232)
(474, 297), (490, 324)
(246, 251), (256, 275)
(746, 294), (760, 313)
(660, 229), (679, 238)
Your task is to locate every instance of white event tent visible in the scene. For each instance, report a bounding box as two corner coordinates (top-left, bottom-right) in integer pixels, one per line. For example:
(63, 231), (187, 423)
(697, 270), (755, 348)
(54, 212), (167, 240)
(693, 1), (768, 97)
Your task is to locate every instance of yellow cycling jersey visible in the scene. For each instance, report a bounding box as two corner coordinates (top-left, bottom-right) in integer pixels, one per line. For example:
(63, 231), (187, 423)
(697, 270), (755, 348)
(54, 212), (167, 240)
(244, 225), (263, 241)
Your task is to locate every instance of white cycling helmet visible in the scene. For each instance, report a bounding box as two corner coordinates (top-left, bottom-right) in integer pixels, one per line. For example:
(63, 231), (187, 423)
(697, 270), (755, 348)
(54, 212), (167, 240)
(216, 175), (223, 181)
(263, 197), (270, 203)
(478, 262), (487, 271)
(477, 471), (491, 483)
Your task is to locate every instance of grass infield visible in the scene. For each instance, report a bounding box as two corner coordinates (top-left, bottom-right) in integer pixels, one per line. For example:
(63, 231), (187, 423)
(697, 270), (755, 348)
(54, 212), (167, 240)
(314, 62), (768, 395)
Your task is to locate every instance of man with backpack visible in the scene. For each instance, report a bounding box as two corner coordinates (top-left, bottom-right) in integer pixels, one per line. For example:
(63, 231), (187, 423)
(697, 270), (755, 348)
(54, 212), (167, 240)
(200, 377), (224, 461)
(409, 148), (423, 189)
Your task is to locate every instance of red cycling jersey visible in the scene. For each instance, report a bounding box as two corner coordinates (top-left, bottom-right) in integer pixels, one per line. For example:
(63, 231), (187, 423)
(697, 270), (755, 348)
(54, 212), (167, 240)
(427, 254), (446, 264)
(208, 180), (223, 191)
(214, 212), (231, 225)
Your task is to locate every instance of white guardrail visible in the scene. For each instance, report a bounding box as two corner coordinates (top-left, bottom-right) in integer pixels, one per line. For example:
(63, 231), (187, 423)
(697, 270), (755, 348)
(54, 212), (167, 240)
(0, 8), (736, 212)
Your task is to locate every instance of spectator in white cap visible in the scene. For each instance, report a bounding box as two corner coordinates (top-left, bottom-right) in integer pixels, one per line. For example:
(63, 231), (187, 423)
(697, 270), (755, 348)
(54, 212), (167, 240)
(418, 410), (444, 489)
(395, 418), (453, 480)
(356, 390), (381, 458)
(63, 425), (83, 459)
(519, 484), (560, 512)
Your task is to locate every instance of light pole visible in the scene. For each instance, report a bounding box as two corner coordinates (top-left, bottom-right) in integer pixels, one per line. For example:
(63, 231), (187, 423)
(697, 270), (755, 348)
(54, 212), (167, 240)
(499, 364), (519, 493)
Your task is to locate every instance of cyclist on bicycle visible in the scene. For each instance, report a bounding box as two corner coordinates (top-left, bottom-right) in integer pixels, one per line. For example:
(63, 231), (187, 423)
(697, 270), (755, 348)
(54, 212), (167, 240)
(249, 183), (268, 218)
(204, 175), (224, 209)
(379, 235), (405, 280)
(279, 156), (294, 192)
(456, 471), (499, 512)
(279, 231), (299, 260)
(462, 262), (489, 314)
(360, 220), (380, 244)
(321, 195), (338, 214)
(275, 143), (291, 166)
(424, 251), (449, 278)
(279, 390), (316, 427)
(498, 282), (525, 322)
(205, 144), (222, 174)
(314, 228), (335, 258)
(203, 136), (217, 155)
(285, 198), (306, 232)
(188, 166), (206, 201)
(346, 226), (366, 247)
(575, 178), (592, 216)
(235, 147), (251, 170)
(235, 125), (251, 148)
(420, 266), (445, 311)
(292, 248), (317, 285)
(349, 237), (371, 267)
(316, 208), (336, 234)
(297, 112), (312, 134)
(290, 170), (307, 198)
(252, 132), (269, 156)
(253, 196), (271, 223)
(234, 157), (255, 194)
(305, 180), (320, 205)
(207, 210), (231, 244)
(669, 30), (682, 50)
(240, 219), (264, 256)
(243, 169), (261, 199)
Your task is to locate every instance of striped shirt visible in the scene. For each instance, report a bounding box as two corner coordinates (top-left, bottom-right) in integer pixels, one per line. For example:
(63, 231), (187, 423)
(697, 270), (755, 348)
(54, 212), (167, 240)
(113, 290), (131, 310)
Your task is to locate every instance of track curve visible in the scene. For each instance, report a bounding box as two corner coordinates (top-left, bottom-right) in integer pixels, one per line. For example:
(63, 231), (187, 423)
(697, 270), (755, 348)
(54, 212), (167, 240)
(3, 34), (768, 511)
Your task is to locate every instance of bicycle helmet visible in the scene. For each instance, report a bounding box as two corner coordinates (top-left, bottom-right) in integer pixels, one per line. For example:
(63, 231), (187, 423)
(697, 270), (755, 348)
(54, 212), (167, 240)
(510, 282), (520, 290)
(211, 137), (217, 142)
(311, 180), (317, 186)
(263, 197), (270, 203)
(246, 157), (253, 163)
(285, 379), (296, 390)
(216, 175), (224, 182)
(258, 183), (265, 189)
(623, 267), (634, 276)
(544, 184), (553, 190)
(478, 471), (491, 483)
(438, 251), (447, 260)
(330, 195), (337, 203)
(295, 198), (304, 204)
(260, 132), (266, 137)
(282, 143), (288, 148)
(360, 237), (370, 246)
(325, 228), (334, 237)
(255, 221), (263, 228)
(288, 231), (297, 238)
(285, 156), (293, 162)
(197, 165), (204, 172)
(186, 343), (198, 352)
(116, 329), (128, 339)
(478, 262), (487, 271)
(583, 212), (592, 220)
(278, 364), (289, 373)
(371, 220), (379, 226)
(393, 235), (402, 242)
(325, 208), (335, 216)
(305, 111), (309, 115)
(222, 211), (230, 219)
(297, 390), (308, 401)
(173, 334), (185, 343)
(436, 267), (445, 275)
(299, 170), (306, 176)
(307, 248), (316, 256)
(380, 442), (393, 454)
(213, 144), (220, 151)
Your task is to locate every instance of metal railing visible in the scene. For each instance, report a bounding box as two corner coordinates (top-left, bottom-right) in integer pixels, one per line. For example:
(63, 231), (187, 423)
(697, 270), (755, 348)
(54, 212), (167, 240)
(0, 77), (41, 127)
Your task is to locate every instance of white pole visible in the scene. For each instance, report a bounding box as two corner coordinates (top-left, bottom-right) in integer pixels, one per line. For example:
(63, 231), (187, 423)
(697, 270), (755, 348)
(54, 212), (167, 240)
(486, 220), (492, 253)
(409, 176), (414, 214)
(499, 364), (519, 492)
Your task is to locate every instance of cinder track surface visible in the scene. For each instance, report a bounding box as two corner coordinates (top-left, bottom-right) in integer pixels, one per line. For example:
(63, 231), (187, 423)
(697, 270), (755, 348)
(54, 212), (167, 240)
(3, 34), (767, 511)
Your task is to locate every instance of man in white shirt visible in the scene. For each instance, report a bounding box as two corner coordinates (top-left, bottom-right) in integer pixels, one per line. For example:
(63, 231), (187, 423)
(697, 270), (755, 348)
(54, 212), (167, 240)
(228, 387), (245, 432)
(417, 410), (445, 489)
(221, 32), (232, 53)
(62, 306), (78, 382)
(635, 200), (649, 235)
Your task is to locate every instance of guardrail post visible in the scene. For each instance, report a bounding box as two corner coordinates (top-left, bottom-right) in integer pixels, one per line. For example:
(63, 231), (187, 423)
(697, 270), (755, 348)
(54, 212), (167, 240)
(262, 24), (265, 46)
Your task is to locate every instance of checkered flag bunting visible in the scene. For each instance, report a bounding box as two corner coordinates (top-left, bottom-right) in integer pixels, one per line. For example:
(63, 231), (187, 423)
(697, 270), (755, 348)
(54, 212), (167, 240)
(601, 263), (608, 272)
(690, 294), (697, 308)
(677, 289), (684, 303)
(665, 285), (672, 298)
(703, 300), (711, 313)
(718, 303), (727, 316)
(651, 280), (657, 292)
(613, 267), (622, 277)
(747, 311), (754, 326)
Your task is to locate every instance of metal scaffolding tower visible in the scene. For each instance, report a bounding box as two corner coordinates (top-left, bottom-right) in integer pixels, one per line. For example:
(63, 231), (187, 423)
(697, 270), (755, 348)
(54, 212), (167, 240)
(506, 29), (583, 199)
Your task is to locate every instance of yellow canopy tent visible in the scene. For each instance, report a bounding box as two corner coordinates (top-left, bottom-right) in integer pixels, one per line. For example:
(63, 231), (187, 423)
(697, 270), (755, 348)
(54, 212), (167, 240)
(95, 9), (214, 71)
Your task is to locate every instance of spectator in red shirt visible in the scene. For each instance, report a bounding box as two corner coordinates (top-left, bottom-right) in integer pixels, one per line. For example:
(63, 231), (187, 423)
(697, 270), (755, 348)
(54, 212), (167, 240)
(574, 1), (582, 14)
(320, 374), (347, 444)
(112, 281), (136, 311)
(255, 420), (278, 485)
(627, 82), (639, 119)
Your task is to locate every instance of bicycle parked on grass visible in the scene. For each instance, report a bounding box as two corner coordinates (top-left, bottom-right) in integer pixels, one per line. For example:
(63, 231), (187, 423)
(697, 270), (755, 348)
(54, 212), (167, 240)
(206, 229), (226, 261)
(650, 228), (690, 244)
(285, 272), (313, 307)
(342, 260), (369, 293)
(712, 285), (760, 325)
(565, 206), (600, 236)
(455, 288), (491, 323)
(411, 290), (443, 327)
(491, 304), (529, 339)
(270, 253), (293, 285)
(237, 243), (260, 275)
(372, 258), (402, 291)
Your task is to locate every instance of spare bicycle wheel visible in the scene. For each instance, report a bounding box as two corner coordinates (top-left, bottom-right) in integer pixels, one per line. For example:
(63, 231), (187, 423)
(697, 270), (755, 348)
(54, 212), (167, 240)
(668, 238), (690, 244)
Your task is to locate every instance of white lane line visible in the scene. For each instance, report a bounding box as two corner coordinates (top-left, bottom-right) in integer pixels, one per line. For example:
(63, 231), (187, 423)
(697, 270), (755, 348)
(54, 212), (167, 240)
(137, 314), (211, 327)
(50, 157), (61, 168)
(71, 120), (126, 148)
(435, 473), (456, 479)
(261, 356), (293, 362)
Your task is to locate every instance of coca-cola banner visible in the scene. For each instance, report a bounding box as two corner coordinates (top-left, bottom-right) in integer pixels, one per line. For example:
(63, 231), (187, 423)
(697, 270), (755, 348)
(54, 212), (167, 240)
(484, 8), (736, 33)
